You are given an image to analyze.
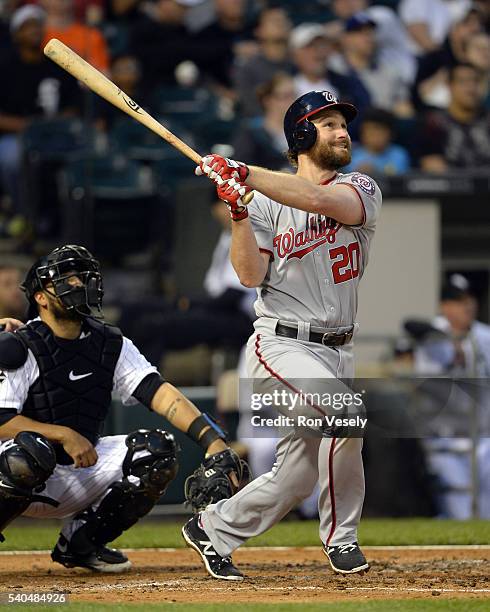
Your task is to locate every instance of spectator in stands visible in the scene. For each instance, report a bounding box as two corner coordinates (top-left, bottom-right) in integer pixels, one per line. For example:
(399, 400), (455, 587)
(105, 0), (186, 29)
(329, 13), (413, 118)
(328, 0), (365, 23)
(409, 275), (490, 518)
(290, 23), (339, 98)
(0, 5), (79, 227)
(118, 198), (255, 367)
(233, 72), (295, 171)
(465, 33), (490, 106)
(399, 0), (472, 57)
(191, 0), (255, 98)
(97, 54), (146, 128)
(107, 0), (143, 22)
(71, 0), (104, 24)
(473, 0), (490, 29)
(111, 53), (141, 98)
(41, 0), (109, 73)
(345, 108), (411, 175)
(0, 262), (26, 320)
(418, 63), (490, 172)
(328, 0), (416, 84)
(413, 5), (485, 110)
(289, 21), (368, 139)
(233, 6), (293, 118)
(130, 0), (198, 88)
(0, 0), (20, 54)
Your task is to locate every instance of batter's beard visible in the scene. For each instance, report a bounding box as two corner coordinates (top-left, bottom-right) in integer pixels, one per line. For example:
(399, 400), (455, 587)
(312, 141), (352, 170)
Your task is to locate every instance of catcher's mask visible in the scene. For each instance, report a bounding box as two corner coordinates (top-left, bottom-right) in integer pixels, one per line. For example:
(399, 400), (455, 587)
(21, 244), (104, 319)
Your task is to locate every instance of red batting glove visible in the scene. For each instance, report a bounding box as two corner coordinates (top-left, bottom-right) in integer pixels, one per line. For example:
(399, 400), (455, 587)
(196, 154), (249, 184)
(217, 178), (252, 221)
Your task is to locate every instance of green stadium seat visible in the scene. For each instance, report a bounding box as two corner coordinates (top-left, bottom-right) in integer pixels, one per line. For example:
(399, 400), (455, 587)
(152, 86), (218, 129)
(21, 117), (96, 162)
(59, 155), (161, 259)
(110, 118), (170, 161)
(150, 153), (197, 190)
(109, 117), (198, 162)
(20, 118), (99, 239)
(61, 154), (154, 196)
(194, 117), (236, 150)
(277, 0), (334, 25)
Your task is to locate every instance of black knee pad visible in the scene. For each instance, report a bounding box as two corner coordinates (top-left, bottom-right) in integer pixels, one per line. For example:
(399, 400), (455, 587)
(122, 428), (179, 496)
(0, 431), (56, 494)
(0, 432), (58, 541)
(71, 429), (178, 549)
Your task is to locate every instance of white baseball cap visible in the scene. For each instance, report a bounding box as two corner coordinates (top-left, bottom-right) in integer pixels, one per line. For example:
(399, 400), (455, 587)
(10, 4), (46, 34)
(290, 23), (329, 50)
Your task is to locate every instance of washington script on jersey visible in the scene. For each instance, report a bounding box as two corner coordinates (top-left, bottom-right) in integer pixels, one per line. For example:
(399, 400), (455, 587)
(273, 214), (342, 260)
(251, 414), (368, 429)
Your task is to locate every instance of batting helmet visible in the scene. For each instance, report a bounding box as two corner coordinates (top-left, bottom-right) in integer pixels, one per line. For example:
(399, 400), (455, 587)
(284, 91), (358, 154)
(21, 244), (104, 319)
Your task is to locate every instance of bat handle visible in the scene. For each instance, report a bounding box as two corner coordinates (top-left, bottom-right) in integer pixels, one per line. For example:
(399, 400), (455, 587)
(242, 190), (254, 205)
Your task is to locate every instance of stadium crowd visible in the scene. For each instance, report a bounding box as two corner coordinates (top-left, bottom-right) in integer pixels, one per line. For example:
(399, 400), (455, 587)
(0, 0), (488, 246)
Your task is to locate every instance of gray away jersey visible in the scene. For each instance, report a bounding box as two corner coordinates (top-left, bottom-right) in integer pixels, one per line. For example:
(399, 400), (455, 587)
(248, 172), (382, 328)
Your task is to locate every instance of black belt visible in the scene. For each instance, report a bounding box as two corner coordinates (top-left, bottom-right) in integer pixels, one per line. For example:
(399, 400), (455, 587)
(275, 322), (354, 347)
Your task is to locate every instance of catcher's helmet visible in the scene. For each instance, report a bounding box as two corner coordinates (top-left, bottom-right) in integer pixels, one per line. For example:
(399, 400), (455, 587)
(21, 244), (104, 319)
(284, 90), (357, 154)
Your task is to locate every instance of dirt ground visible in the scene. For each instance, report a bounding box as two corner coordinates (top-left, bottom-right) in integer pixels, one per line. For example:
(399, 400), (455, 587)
(0, 547), (489, 604)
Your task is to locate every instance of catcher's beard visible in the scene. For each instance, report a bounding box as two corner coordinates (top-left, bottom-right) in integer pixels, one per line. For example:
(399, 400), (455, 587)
(48, 294), (83, 323)
(311, 139), (352, 170)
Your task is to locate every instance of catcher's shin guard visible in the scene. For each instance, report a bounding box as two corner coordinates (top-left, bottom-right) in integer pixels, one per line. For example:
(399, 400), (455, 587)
(0, 432), (58, 541)
(71, 429), (178, 551)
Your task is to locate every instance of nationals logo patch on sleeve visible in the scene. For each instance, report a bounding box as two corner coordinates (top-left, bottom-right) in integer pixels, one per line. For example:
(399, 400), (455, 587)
(351, 173), (376, 196)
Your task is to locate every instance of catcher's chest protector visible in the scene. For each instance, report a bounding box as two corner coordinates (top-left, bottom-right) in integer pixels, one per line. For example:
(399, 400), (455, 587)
(17, 319), (123, 464)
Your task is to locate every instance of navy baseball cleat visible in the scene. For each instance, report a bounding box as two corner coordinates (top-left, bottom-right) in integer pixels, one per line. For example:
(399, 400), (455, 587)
(323, 542), (369, 574)
(182, 516), (244, 581)
(51, 534), (132, 573)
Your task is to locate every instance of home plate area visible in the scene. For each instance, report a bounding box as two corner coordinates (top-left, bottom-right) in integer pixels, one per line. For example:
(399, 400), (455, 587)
(0, 547), (488, 604)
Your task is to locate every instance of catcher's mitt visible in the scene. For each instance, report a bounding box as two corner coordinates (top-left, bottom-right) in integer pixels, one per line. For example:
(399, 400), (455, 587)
(184, 448), (250, 513)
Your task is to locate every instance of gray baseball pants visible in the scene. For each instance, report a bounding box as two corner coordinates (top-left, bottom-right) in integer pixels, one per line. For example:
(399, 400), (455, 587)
(201, 318), (365, 557)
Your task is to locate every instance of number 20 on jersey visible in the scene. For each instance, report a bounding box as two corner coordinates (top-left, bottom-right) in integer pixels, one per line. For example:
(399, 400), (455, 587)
(329, 241), (360, 284)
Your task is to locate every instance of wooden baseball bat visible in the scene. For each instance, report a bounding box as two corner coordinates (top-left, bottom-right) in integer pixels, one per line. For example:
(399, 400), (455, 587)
(43, 38), (253, 204)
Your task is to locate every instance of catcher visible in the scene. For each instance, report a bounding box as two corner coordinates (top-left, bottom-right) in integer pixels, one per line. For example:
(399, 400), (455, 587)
(0, 244), (246, 574)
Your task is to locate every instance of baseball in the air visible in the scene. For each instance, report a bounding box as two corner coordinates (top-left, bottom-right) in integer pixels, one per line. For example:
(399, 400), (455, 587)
(175, 61), (199, 87)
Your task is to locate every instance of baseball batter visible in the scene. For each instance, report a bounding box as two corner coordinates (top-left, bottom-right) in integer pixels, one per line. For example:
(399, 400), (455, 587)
(182, 91), (382, 580)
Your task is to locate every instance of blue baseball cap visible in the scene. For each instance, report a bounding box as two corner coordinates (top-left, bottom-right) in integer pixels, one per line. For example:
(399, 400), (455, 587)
(345, 13), (376, 32)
